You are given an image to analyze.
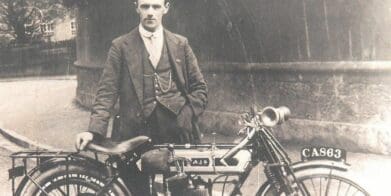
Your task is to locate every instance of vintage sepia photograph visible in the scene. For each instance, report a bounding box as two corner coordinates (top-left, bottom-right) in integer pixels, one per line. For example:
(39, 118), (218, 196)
(0, 0), (390, 195)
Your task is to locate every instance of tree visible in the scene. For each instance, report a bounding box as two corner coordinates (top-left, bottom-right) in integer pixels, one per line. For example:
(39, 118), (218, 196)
(0, 0), (69, 44)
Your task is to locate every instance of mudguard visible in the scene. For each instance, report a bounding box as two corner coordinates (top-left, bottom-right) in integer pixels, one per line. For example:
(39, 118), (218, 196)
(14, 153), (131, 194)
(291, 159), (350, 172)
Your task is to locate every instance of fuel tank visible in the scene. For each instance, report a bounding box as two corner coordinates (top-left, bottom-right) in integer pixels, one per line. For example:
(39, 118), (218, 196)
(170, 148), (252, 174)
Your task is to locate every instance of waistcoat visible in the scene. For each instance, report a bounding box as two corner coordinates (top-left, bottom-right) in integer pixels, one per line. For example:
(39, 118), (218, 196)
(142, 41), (186, 117)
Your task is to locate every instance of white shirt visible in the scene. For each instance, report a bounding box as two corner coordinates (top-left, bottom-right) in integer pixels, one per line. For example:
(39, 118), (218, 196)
(139, 24), (164, 68)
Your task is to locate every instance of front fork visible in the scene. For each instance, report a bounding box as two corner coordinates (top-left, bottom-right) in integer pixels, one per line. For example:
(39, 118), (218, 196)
(264, 164), (308, 196)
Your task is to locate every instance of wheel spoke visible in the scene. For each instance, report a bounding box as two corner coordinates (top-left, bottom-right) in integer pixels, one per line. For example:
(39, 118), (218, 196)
(345, 184), (351, 196)
(337, 180), (342, 195)
(55, 189), (62, 196)
(299, 182), (311, 196)
(310, 178), (318, 196)
(55, 187), (66, 196)
(77, 174), (81, 194)
(319, 177), (322, 196)
(325, 175), (332, 196)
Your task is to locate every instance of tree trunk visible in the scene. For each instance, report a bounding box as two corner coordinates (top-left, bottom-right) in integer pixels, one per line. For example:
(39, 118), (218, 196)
(13, 22), (28, 43)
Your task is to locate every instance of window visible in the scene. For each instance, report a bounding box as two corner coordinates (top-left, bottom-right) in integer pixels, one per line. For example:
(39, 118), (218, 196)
(71, 21), (76, 35)
(40, 22), (54, 36)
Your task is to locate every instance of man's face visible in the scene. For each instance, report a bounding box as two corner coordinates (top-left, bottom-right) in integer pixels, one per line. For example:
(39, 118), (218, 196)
(136, 0), (169, 32)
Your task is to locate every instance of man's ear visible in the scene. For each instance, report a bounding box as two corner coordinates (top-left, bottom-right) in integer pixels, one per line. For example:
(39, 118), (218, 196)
(163, 2), (170, 14)
(134, 1), (140, 14)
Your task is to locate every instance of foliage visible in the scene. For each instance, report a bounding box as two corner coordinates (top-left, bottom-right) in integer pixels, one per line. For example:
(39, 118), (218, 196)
(0, 0), (70, 44)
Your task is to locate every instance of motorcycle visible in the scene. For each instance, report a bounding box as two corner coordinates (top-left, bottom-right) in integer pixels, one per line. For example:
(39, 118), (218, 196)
(9, 106), (370, 195)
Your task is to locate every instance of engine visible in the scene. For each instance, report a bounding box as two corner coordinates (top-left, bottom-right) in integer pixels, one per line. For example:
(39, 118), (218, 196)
(164, 147), (252, 195)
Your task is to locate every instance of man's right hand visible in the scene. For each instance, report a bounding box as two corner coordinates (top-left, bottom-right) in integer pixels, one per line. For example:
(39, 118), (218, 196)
(75, 132), (94, 151)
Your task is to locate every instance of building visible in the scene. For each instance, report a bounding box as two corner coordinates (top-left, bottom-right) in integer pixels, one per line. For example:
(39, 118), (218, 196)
(41, 14), (76, 42)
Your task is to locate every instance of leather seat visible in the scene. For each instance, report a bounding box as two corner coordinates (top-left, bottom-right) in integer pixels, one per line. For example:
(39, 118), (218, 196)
(86, 136), (151, 155)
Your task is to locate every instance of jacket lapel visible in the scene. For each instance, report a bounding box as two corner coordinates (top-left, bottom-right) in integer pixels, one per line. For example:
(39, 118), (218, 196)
(124, 28), (144, 106)
(165, 30), (186, 92)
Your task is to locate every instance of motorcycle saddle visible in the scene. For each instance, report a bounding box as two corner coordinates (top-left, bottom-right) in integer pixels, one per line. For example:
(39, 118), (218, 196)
(87, 136), (151, 155)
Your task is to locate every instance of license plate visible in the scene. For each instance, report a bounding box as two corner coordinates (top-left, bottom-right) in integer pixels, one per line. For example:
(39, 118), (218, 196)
(301, 146), (346, 162)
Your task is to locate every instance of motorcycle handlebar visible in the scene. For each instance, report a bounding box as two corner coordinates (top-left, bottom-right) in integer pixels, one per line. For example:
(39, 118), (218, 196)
(220, 128), (256, 166)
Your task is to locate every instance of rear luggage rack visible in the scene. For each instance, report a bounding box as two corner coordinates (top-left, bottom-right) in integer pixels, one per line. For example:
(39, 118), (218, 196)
(9, 150), (77, 196)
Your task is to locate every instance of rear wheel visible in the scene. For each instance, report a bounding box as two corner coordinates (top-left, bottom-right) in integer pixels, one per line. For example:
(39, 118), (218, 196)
(17, 163), (131, 196)
(257, 169), (369, 196)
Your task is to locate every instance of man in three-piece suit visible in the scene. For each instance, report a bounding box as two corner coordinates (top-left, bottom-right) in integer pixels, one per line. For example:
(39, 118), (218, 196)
(76, 0), (208, 150)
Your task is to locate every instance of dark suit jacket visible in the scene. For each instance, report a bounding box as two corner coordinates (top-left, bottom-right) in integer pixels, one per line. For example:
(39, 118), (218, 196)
(88, 27), (208, 143)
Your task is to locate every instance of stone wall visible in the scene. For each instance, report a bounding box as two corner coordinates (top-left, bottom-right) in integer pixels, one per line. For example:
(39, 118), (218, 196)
(0, 42), (76, 78)
(200, 61), (391, 155)
(75, 61), (391, 155)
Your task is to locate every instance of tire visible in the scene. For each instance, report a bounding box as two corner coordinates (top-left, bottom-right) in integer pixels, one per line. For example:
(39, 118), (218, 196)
(16, 162), (131, 196)
(256, 168), (370, 196)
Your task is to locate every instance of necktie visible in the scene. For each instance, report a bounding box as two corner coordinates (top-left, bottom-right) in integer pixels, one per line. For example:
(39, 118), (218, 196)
(148, 35), (160, 68)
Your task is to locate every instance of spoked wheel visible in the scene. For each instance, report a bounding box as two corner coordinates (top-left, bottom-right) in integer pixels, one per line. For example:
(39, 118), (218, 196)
(257, 170), (370, 196)
(34, 175), (116, 196)
(296, 174), (369, 196)
(16, 162), (131, 196)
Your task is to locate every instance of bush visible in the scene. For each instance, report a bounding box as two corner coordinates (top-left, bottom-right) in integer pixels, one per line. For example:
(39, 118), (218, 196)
(0, 34), (14, 47)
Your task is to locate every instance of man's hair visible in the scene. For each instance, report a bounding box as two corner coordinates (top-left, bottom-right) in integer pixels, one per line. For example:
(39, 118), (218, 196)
(134, 0), (170, 4)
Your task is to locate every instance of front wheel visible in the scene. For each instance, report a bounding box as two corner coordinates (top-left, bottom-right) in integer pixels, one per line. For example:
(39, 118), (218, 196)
(257, 169), (370, 196)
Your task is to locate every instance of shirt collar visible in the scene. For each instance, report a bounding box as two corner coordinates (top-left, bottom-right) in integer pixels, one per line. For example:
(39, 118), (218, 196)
(139, 24), (164, 39)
